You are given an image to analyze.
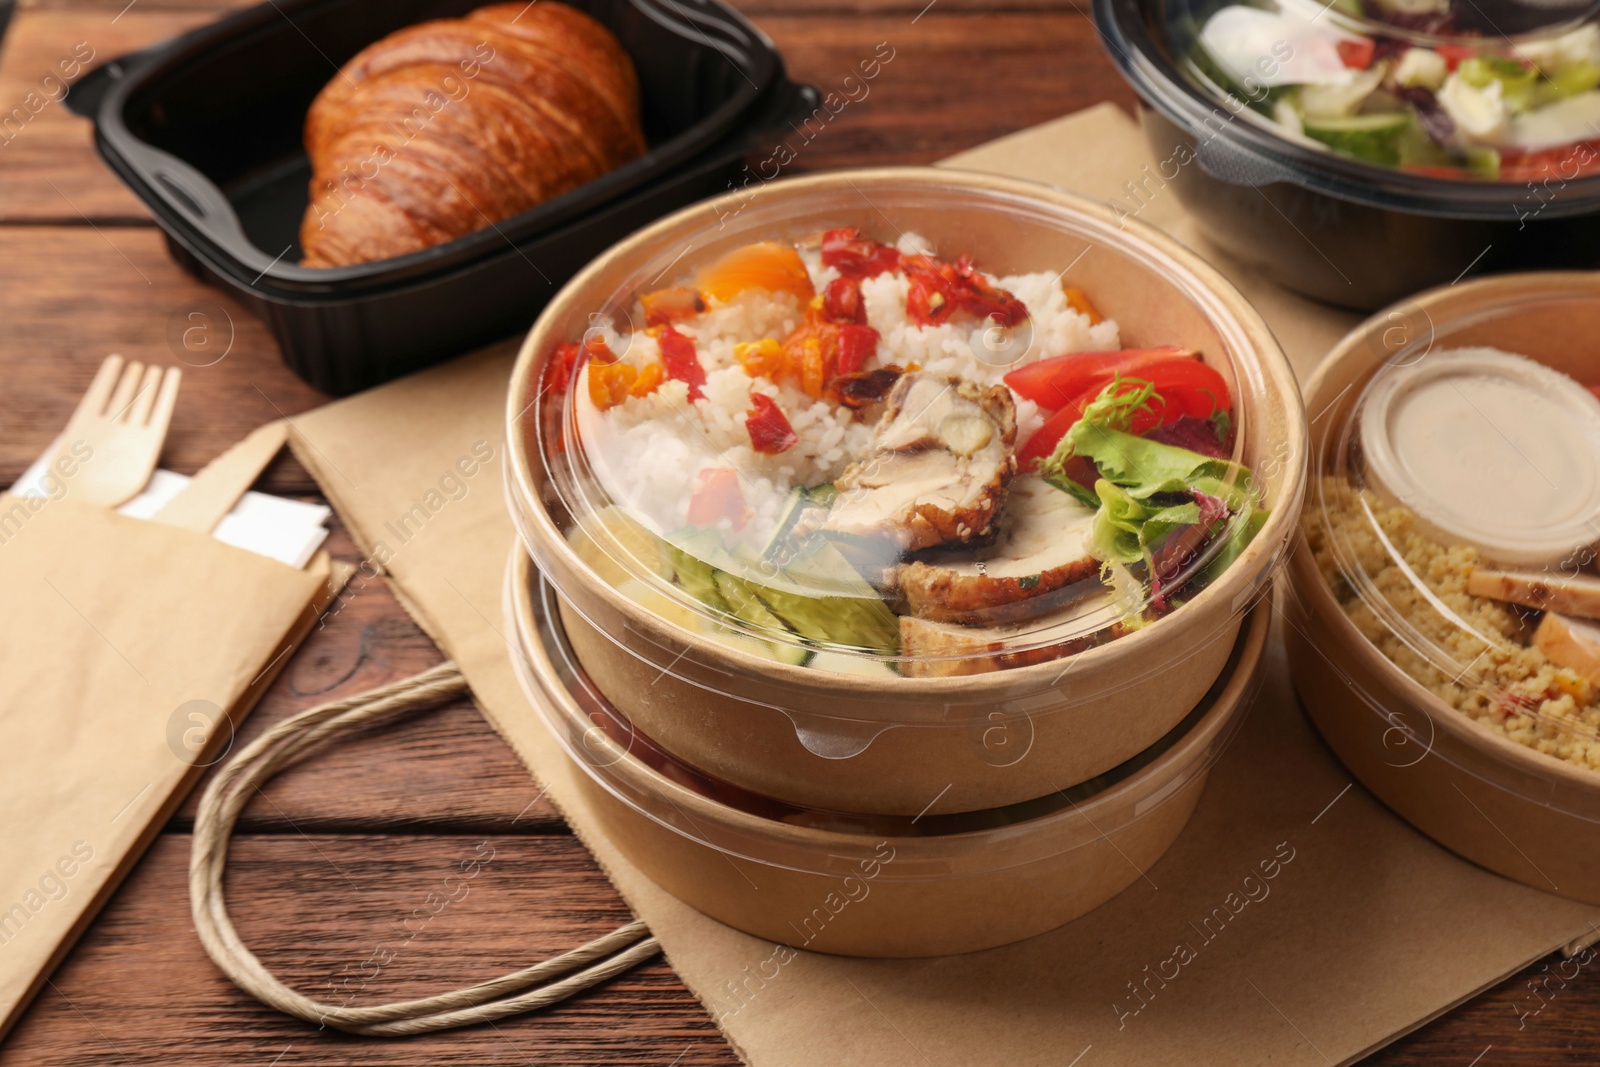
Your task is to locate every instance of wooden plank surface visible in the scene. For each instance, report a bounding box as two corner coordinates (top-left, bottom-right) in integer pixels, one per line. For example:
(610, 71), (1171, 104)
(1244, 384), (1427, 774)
(0, 226), (328, 493)
(0, 835), (741, 1066)
(0, 0), (1596, 1064)
(0, 8), (253, 221)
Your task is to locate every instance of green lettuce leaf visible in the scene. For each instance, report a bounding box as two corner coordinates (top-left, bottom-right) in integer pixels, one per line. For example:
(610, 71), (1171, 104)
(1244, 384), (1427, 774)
(1092, 480), (1202, 566)
(1036, 376), (1266, 580)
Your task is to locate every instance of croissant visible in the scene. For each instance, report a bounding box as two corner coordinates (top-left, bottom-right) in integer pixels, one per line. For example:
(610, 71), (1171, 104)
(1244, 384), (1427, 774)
(299, 2), (645, 268)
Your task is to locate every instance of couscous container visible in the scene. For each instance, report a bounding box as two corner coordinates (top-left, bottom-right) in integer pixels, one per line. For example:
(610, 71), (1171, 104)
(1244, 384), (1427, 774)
(506, 546), (1271, 957)
(1287, 272), (1600, 903)
(504, 168), (1306, 817)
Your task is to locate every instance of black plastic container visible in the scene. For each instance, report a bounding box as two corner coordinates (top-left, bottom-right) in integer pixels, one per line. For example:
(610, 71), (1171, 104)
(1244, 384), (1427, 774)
(1094, 0), (1600, 310)
(69, 0), (817, 394)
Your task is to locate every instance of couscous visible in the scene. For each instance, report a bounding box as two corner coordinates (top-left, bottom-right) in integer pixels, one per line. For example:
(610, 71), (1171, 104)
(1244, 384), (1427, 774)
(1307, 477), (1600, 770)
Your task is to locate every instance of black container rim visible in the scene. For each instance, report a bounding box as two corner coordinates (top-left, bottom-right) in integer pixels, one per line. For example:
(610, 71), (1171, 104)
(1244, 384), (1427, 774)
(78, 0), (788, 296)
(1093, 0), (1600, 220)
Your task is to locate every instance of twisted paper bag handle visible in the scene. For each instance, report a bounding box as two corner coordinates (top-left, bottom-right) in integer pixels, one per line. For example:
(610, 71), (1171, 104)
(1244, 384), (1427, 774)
(189, 661), (660, 1036)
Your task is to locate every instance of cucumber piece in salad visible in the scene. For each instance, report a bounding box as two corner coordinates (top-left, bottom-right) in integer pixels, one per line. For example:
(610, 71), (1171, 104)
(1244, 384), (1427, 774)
(1301, 112), (1413, 166)
(712, 571), (813, 667)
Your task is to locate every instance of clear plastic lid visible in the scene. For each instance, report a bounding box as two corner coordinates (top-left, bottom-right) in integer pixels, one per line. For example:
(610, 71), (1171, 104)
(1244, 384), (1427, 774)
(1171, 0), (1600, 180)
(504, 549), (1267, 878)
(1301, 280), (1600, 790)
(515, 177), (1289, 678)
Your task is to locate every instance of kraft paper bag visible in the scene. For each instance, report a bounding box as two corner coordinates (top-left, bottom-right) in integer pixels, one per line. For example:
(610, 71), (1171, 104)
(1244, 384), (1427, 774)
(0, 495), (341, 1041)
(283, 105), (1600, 1067)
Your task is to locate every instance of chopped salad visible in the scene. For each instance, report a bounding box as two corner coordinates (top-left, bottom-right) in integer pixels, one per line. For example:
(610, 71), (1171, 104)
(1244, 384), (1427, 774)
(1194, 0), (1600, 180)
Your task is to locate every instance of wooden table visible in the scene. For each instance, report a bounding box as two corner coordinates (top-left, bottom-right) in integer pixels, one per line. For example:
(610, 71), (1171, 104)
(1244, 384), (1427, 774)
(0, 0), (1593, 1062)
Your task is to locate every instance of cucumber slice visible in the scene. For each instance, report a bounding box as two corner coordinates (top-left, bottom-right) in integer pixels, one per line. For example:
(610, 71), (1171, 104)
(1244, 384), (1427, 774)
(663, 531), (730, 613)
(1466, 145), (1501, 180)
(762, 483), (837, 563)
(713, 571), (812, 667)
(1302, 112), (1412, 166)
(664, 527), (897, 660)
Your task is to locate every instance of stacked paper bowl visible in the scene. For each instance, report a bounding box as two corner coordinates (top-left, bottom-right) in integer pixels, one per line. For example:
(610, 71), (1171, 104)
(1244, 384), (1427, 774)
(502, 169), (1308, 956)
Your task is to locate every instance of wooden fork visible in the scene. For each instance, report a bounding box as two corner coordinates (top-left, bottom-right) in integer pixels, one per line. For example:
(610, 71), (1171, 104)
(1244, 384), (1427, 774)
(47, 355), (182, 507)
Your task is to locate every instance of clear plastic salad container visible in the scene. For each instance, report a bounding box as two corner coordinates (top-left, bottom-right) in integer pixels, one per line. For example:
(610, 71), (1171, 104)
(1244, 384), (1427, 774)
(504, 168), (1305, 816)
(1287, 271), (1600, 904)
(505, 544), (1271, 957)
(1095, 0), (1600, 307)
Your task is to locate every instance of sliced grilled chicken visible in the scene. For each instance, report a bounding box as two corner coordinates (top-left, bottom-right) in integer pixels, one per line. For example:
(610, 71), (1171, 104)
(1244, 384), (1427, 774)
(1534, 612), (1600, 689)
(1467, 568), (1600, 619)
(894, 474), (1103, 625)
(811, 373), (1017, 552)
(899, 589), (1126, 677)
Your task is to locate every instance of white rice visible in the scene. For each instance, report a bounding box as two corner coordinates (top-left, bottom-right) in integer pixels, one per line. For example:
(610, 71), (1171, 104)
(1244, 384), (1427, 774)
(577, 232), (1122, 545)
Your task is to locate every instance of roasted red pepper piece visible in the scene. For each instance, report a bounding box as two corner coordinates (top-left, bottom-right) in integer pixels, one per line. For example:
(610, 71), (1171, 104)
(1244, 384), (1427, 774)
(822, 277), (867, 324)
(687, 467), (749, 530)
(902, 254), (1028, 328)
(951, 255), (1029, 327)
(835, 324), (880, 376)
(546, 341), (581, 395)
(656, 325), (707, 400)
(821, 228), (901, 279)
(745, 393), (798, 454)
(545, 334), (617, 395)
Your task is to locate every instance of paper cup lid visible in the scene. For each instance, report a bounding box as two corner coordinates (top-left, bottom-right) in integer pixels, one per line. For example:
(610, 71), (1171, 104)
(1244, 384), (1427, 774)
(1359, 346), (1600, 566)
(512, 176), (1285, 682)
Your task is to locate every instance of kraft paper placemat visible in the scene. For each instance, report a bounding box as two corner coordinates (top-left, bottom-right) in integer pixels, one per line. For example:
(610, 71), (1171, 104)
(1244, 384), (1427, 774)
(0, 496), (343, 1041)
(287, 105), (1600, 1066)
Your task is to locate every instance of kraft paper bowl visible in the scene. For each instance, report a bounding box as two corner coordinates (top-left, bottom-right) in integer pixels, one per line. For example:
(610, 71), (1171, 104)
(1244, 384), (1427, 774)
(505, 546), (1271, 957)
(505, 168), (1306, 817)
(1287, 273), (1600, 905)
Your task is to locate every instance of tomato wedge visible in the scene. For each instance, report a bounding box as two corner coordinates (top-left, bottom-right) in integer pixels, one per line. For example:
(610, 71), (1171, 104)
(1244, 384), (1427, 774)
(1335, 38), (1375, 70)
(1014, 360), (1233, 469)
(1004, 347), (1194, 409)
(1498, 141), (1600, 183)
(1132, 359), (1233, 428)
(1017, 390), (1100, 469)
